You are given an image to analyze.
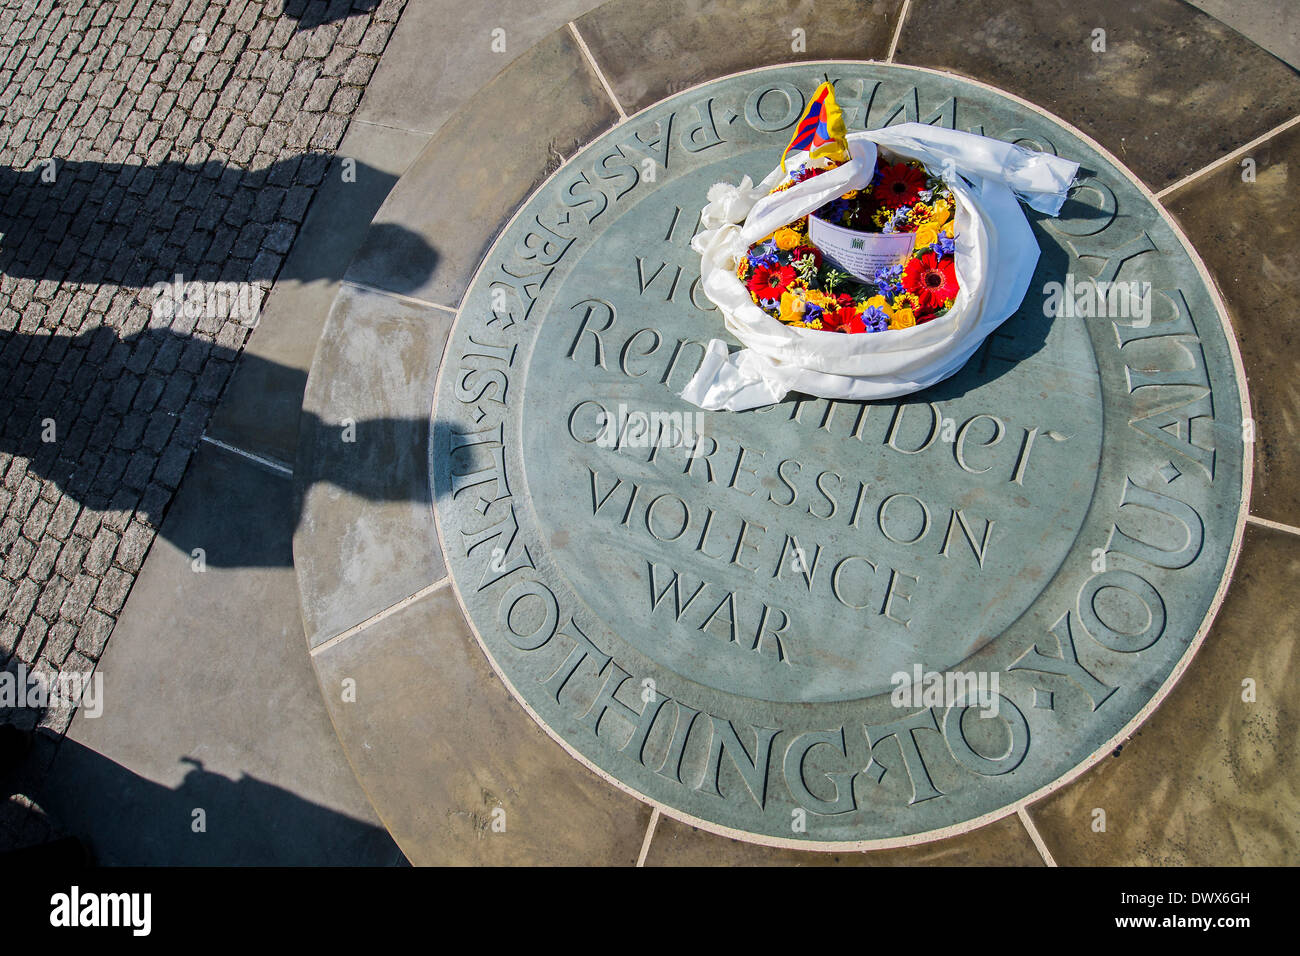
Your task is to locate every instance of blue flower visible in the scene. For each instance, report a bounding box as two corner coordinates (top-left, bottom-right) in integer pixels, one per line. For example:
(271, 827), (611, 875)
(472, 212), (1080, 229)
(803, 303), (824, 324)
(861, 305), (890, 332)
(873, 263), (904, 291)
(748, 240), (779, 269)
(881, 206), (911, 234)
(930, 235), (956, 257)
(816, 197), (852, 225)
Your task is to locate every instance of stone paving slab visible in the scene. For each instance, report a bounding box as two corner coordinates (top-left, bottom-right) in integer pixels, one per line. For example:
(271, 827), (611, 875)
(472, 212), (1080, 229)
(1164, 122), (1300, 528)
(294, 282), (453, 648)
(343, 25), (620, 308)
(1025, 523), (1299, 865)
(309, 582), (652, 865)
(37, 440), (403, 864)
(1186, 0), (1300, 71)
(574, 0), (906, 115)
(355, 0), (608, 136)
(894, 0), (1300, 192)
(205, 121), (430, 468)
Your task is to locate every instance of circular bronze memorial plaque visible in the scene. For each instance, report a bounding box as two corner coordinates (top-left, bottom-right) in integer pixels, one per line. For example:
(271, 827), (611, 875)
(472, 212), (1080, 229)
(431, 64), (1248, 846)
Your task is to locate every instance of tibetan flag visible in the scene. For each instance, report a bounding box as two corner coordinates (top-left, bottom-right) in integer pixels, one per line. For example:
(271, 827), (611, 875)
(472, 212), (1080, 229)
(780, 81), (849, 172)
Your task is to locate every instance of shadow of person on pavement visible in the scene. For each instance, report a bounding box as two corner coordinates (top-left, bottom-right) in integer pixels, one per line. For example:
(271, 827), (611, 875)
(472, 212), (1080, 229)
(1, 144), (441, 572)
(283, 0), (383, 31)
(1, 323), (439, 569)
(0, 155), (430, 289)
(3, 729), (406, 864)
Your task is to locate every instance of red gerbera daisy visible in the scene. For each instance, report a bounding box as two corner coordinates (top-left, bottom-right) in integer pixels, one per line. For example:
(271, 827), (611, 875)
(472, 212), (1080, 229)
(823, 306), (863, 333)
(747, 263), (796, 298)
(902, 252), (959, 311)
(873, 162), (927, 209)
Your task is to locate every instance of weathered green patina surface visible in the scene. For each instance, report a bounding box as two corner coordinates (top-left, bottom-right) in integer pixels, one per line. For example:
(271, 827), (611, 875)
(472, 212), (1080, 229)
(431, 64), (1246, 844)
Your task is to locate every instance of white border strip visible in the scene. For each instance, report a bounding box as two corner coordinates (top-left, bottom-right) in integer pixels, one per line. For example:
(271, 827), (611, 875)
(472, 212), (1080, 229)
(424, 60), (1253, 855)
(345, 278), (459, 315)
(1156, 112), (1300, 199)
(569, 21), (629, 122)
(1018, 807), (1059, 867)
(885, 0), (912, 64)
(310, 578), (450, 657)
(636, 807), (660, 867)
(1246, 513), (1300, 537)
(200, 434), (293, 477)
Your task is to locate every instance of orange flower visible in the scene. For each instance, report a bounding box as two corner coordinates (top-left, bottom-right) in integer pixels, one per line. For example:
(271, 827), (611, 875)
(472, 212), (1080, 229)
(778, 290), (806, 324)
(773, 227), (802, 250)
(913, 223), (939, 250)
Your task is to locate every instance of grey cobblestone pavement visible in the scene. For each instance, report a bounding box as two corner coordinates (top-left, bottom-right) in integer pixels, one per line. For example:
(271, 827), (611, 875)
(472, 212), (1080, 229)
(0, 0), (407, 845)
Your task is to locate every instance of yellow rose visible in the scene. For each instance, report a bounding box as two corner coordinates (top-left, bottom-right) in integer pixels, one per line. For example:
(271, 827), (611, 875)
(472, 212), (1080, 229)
(913, 224), (939, 250)
(840, 189), (859, 200)
(889, 309), (916, 330)
(778, 290), (806, 324)
(865, 295), (893, 315)
(927, 201), (952, 228)
(941, 221), (955, 238)
(774, 227), (801, 250)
